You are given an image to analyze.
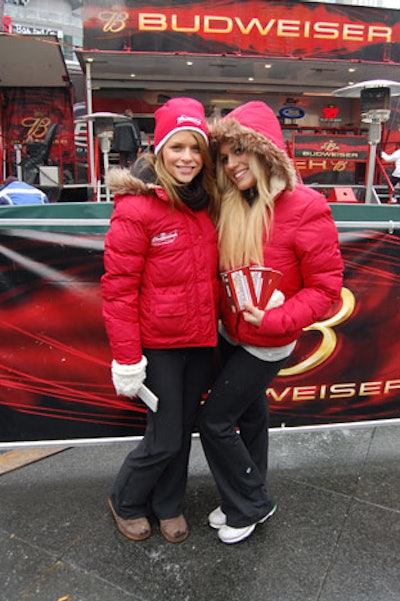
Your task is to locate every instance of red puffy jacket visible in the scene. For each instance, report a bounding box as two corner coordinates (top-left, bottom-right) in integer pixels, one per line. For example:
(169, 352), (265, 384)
(221, 184), (344, 347)
(101, 187), (219, 364)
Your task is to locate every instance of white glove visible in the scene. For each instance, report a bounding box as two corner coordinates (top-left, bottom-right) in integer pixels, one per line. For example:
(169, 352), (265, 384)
(111, 356), (147, 397)
(265, 289), (285, 310)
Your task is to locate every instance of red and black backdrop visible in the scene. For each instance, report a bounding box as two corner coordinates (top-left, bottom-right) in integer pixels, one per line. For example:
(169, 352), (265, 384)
(0, 222), (399, 443)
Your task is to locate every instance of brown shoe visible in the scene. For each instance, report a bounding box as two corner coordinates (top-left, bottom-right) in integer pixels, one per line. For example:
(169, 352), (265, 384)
(108, 498), (151, 541)
(160, 514), (189, 543)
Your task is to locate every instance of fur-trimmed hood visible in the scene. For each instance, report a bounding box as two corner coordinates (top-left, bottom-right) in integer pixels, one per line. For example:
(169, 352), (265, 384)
(106, 155), (159, 197)
(209, 101), (296, 190)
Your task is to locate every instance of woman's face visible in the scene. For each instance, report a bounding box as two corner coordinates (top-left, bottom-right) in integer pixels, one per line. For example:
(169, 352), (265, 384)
(219, 141), (257, 191)
(161, 131), (204, 183)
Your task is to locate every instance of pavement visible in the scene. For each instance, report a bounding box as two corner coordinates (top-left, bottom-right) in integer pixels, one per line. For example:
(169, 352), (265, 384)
(0, 423), (399, 601)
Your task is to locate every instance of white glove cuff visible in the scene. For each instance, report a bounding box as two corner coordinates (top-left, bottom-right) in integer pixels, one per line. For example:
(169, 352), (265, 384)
(266, 289), (285, 310)
(111, 356), (148, 398)
(111, 356), (147, 376)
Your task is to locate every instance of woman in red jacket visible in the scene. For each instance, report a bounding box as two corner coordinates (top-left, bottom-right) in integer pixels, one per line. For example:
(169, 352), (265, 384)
(199, 101), (344, 544)
(101, 98), (219, 543)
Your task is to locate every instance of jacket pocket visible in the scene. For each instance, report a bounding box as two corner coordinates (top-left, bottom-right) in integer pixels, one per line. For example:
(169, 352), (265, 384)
(152, 293), (188, 338)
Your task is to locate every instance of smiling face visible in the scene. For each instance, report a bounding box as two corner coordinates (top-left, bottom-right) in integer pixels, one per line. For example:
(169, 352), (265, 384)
(160, 130), (204, 184)
(219, 141), (257, 191)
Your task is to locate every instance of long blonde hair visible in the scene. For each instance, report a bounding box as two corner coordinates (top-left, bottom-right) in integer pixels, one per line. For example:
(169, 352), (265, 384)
(215, 152), (286, 271)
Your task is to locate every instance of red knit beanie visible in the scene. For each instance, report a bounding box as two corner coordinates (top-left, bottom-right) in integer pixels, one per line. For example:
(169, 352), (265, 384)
(153, 97), (209, 155)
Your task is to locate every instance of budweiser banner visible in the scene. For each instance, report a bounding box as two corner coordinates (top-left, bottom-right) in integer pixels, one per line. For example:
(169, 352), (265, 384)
(293, 134), (369, 185)
(2, 87), (76, 183)
(270, 227), (400, 427)
(293, 135), (369, 161)
(83, 1), (400, 62)
(0, 217), (399, 444)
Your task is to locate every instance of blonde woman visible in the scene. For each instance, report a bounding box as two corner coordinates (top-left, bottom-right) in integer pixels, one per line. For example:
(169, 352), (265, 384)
(200, 101), (344, 544)
(101, 98), (219, 544)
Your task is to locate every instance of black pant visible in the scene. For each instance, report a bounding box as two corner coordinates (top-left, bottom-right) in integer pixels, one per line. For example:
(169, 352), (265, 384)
(110, 347), (214, 520)
(119, 150), (137, 168)
(199, 337), (288, 528)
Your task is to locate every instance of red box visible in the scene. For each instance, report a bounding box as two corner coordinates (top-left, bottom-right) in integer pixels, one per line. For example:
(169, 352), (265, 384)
(328, 187), (358, 203)
(221, 266), (257, 313)
(221, 265), (282, 313)
(249, 266), (283, 310)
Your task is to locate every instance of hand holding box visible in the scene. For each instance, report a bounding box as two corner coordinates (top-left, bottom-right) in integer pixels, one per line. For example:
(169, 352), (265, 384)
(221, 265), (282, 313)
(249, 266), (282, 310)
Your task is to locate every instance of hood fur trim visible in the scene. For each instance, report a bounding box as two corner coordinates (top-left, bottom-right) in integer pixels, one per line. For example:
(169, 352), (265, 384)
(106, 168), (151, 196)
(106, 156), (158, 196)
(209, 117), (296, 191)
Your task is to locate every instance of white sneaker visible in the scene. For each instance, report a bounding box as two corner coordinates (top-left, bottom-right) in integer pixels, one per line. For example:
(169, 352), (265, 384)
(218, 523), (256, 544)
(217, 503), (277, 544)
(208, 506), (226, 529)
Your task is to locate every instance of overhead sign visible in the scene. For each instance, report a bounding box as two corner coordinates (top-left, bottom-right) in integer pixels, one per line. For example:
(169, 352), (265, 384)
(83, 0), (400, 62)
(279, 106), (305, 120)
(293, 135), (368, 160)
(320, 104), (342, 123)
(293, 134), (369, 184)
(12, 23), (61, 37)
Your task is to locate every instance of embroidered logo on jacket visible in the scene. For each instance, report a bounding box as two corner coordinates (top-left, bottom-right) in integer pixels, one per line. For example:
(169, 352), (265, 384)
(151, 230), (178, 246)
